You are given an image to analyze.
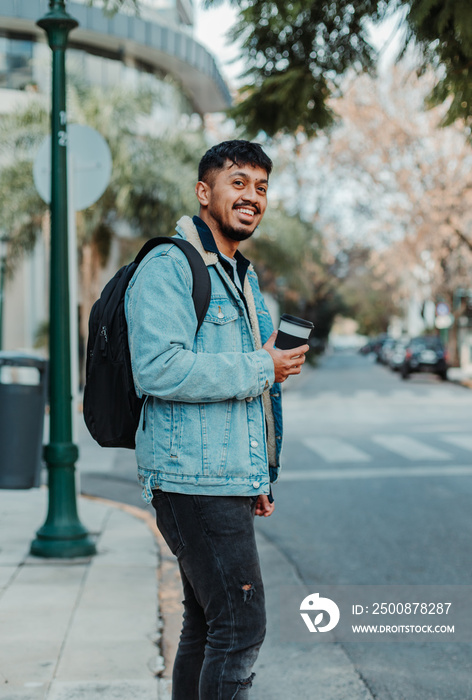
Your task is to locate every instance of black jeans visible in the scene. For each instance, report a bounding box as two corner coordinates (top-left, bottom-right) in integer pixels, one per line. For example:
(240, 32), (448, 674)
(151, 491), (266, 700)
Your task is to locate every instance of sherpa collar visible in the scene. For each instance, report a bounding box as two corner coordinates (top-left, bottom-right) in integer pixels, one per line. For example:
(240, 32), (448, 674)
(176, 216), (218, 267)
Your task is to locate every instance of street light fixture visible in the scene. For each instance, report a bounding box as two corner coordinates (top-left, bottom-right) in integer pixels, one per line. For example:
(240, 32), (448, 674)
(30, 0), (96, 558)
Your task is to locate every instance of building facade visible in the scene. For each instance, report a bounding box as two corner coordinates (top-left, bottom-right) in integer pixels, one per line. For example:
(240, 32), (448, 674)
(0, 0), (231, 351)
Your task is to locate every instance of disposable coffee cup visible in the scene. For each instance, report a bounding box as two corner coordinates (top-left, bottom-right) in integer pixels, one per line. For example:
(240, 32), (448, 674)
(275, 313), (314, 350)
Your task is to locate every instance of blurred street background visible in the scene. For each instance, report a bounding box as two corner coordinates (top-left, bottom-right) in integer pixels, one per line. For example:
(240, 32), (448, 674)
(77, 349), (472, 699)
(2, 0), (472, 698)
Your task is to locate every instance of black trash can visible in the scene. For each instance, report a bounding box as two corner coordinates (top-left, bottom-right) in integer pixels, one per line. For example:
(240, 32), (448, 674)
(0, 353), (48, 489)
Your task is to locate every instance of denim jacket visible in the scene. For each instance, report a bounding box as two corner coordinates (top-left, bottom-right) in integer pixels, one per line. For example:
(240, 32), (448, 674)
(125, 215), (283, 502)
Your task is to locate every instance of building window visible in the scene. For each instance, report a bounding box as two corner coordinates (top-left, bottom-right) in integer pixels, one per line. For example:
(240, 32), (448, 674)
(0, 37), (34, 90)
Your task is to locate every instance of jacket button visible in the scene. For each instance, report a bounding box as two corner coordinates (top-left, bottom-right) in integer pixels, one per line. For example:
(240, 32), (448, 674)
(251, 440), (259, 448)
(252, 481), (260, 488)
(246, 397), (253, 402)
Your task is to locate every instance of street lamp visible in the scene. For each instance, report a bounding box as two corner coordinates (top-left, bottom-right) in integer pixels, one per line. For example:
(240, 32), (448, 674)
(30, 0), (96, 558)
(0, 236), (10, 351)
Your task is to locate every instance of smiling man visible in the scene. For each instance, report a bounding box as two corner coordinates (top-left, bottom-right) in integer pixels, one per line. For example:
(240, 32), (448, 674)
(125, 140), (309, 699)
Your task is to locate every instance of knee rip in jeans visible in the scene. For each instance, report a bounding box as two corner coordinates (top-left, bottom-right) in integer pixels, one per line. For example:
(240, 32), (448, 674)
(231, 672), (256, 699)
(241, 582), (255, 602)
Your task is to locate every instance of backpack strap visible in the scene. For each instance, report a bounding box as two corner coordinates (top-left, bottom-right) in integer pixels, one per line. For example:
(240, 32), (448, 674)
(134, 236), (211, 334)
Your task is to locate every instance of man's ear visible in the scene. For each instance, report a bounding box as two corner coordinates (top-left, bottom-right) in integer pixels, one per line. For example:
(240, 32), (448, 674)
(195, 180), (210, 207)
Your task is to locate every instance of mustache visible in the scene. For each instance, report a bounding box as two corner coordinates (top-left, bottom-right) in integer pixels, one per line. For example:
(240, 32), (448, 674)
(233, 203), (260, 215)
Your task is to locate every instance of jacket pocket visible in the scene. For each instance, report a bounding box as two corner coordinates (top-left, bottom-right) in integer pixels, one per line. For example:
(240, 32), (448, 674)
(198, 298), (240, 352)
(203, 298), (239, 325)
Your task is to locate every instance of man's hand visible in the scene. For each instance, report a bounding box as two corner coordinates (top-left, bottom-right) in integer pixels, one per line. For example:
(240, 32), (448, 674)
(255, 494), (275, 517)
(262, 331), (309, 383)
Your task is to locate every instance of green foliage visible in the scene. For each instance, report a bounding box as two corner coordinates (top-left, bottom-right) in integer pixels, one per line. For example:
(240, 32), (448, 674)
(217, 0), (387, 137)
(245, 207), (346, 345)
(34, 320), (49, 350)
(66, 79), (204, 250)
(0, 82), (205, 272)
(86, 0), (140, 16)
(87, 0), (472, 136)
(231, 68), (335, 138)
(403, 0), (472, 129)
(335, 246), (400, 335)
(0, 100), (49, 272)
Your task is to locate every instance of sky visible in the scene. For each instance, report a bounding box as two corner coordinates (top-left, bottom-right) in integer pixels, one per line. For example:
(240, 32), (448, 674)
(193, 1), (243, 88)
(191, 0), (408, 245)
(193, 1), (407, 90)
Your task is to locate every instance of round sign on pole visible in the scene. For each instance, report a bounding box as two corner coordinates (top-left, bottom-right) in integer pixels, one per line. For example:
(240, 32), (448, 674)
(33, 124), (112, 211)
(436, 302), (450, 317)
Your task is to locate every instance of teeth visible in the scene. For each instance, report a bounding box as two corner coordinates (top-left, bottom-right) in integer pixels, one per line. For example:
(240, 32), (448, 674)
(238, 208), (255, 216)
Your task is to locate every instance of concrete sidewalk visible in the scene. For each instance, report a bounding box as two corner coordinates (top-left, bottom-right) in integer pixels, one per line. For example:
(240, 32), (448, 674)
(447, 366), (472, 389)
(0, 484), (375, 700)
(1, 397), (374, 700)
(0, 488), (170, 700)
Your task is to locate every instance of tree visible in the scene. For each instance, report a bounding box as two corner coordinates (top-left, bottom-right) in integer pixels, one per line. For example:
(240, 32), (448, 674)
(0, 99), (50, 270)
(313, 65), (472, 358)
(405, 0), (472, 130)
(93, 0), (472, 138)
(335, 245), (401, 335)
(87, 0), (139, 14)
(226, 0), (386, 138)
(244, 207), (347, 350)
(214, 0), (472, 138)
(0, 81), (205, 366)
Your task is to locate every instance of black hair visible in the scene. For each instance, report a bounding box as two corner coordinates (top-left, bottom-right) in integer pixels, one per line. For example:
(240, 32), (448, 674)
(198, 140), (273, 183)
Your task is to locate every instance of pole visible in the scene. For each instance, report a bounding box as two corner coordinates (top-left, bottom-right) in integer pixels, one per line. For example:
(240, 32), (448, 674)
(31, 0), (96, 558)
(67, 153), (80, 444)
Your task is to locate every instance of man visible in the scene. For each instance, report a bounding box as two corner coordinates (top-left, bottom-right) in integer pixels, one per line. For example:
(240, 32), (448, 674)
(125, 140), (309, 699)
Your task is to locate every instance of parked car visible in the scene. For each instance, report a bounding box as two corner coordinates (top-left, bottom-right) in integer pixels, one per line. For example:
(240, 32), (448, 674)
(359, 338), (378, 355)
(378, 337), (397, 365)
(388, 338), (410, 372)
(359, 334), (390, 360)
(401, 336), (448, 380)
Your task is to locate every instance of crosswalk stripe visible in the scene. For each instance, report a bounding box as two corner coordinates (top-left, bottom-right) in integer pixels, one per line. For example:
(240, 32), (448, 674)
(281, 465), (472, 481)
(440, 434), (472, 453)
(353, 391), (379, 400)
(371, 434), (450, 460)
(303, 437), (371, 463)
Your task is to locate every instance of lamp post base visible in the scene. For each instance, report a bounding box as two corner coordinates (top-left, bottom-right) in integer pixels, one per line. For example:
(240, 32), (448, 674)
(30, 444), (97, 559)
(30, 531), (96, 559)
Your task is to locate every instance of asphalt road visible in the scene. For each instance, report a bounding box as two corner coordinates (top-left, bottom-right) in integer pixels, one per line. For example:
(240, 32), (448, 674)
(79, 351), (472, 699)
(261, 351), (472, 700)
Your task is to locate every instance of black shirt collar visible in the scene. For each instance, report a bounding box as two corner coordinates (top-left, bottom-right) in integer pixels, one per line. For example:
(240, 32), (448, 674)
(192, 215), (250, 283)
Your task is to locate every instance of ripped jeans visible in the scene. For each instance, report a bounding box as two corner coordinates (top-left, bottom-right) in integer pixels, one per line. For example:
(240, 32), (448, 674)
(151, 491), (266, 700)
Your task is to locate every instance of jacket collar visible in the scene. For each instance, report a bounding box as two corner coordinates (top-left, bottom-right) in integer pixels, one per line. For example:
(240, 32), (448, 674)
(192, 215), (249, 266)
(192, 215), (219, 255)
(175, 216), (218, 267)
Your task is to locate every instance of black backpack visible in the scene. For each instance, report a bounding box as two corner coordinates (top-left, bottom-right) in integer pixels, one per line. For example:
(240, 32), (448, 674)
(83, 237), (211, 449)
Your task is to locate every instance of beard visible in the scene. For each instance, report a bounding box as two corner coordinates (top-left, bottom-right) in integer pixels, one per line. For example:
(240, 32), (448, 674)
(220, 207), (259, 241)
(220, 224), (256, 242)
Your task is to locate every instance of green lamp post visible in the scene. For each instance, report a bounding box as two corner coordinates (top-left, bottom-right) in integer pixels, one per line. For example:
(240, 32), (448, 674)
(31, 0), (96, 558)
